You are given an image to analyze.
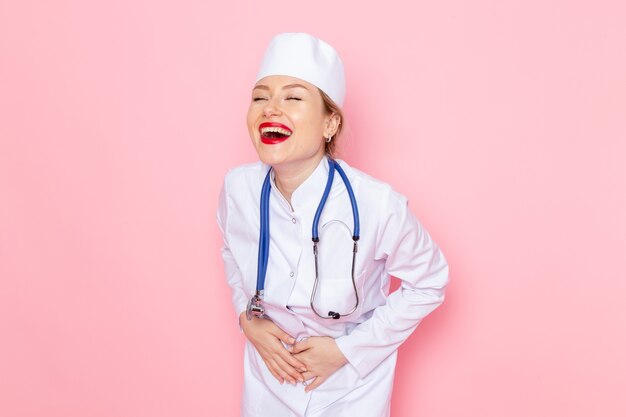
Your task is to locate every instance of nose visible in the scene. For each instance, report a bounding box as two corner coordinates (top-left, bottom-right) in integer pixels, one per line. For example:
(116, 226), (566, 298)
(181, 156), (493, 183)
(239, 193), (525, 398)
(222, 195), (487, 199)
(262, 98), (282, 118)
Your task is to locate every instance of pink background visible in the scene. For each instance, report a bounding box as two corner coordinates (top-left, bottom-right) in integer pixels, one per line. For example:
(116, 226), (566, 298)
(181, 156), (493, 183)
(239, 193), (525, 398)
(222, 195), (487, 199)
(1, 0), (625, 416)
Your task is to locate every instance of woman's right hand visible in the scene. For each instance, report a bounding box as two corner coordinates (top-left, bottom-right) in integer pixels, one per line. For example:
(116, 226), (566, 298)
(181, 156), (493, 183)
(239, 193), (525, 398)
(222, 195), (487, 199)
(238, 312), (308, 384)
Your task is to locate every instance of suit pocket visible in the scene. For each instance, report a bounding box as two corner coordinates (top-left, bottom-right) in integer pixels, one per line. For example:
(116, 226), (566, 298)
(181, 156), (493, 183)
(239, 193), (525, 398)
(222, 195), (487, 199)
(311, 268), (366, 321)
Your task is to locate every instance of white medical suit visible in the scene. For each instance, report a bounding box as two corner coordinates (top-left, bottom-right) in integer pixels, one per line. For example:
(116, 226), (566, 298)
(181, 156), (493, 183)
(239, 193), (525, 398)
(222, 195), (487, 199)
(217, 156), (449, 417)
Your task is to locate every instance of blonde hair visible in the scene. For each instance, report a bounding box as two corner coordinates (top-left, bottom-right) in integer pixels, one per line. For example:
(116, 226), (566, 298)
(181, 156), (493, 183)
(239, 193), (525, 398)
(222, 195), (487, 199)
(319, 89), (344, 158)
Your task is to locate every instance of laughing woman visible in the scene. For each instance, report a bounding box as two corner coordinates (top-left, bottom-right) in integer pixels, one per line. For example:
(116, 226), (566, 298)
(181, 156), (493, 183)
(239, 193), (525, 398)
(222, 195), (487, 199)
(217, 33), (449, 417)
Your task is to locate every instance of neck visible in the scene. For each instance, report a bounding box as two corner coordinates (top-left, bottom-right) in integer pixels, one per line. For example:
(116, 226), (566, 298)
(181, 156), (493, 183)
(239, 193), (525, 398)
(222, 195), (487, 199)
(273, 154), (325, 204)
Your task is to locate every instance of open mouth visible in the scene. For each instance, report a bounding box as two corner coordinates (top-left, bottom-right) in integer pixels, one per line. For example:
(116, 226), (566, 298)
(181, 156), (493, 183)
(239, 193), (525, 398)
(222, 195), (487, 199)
(259, 122), (292, 144)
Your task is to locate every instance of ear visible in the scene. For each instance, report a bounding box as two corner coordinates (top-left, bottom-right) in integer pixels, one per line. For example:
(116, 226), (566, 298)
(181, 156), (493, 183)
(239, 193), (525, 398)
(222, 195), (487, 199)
(324, 113), (341, 138)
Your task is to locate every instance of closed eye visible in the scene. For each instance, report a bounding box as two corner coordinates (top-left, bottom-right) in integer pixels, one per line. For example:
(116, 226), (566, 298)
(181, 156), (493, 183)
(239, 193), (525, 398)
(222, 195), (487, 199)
(286, 97), (302, 101)
(252, 97), (267, 102)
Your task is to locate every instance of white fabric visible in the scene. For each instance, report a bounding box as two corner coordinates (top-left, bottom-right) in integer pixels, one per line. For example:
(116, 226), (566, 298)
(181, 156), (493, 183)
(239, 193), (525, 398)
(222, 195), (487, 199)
(255, 33), (346, 107)
(217, 157), (449, 417)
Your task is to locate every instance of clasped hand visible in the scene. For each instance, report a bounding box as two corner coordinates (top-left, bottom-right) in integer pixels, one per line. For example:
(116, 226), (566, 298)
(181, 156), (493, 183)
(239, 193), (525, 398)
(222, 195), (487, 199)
(239, 312), (348, 392)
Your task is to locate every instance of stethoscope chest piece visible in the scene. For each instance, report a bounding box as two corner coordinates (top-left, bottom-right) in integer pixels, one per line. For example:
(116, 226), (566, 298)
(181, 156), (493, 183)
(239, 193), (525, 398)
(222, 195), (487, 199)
(246, 290), (266, 320)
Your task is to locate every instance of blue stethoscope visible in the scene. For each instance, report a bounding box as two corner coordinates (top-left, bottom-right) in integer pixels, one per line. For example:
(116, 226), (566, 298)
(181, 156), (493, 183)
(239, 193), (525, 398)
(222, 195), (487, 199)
(246, 159), (360, 321)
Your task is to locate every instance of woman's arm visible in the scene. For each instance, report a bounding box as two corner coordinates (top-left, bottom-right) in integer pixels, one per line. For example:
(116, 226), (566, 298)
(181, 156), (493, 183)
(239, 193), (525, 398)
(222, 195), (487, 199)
(333, 188), (449, 379)
(217, 184), (250, 317)
(291, 187), (448, 389)
(218, 181), (308, 384)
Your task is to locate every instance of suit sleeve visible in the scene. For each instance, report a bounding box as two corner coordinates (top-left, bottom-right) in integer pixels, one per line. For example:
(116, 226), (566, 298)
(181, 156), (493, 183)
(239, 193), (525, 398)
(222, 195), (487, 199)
(217, 177), (249, 319)
(334, 188), (449, 378)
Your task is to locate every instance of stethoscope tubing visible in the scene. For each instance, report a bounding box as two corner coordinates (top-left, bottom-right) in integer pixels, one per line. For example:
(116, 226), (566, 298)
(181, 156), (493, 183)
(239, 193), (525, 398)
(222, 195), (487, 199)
(256, 169), (272, 293)
(249, 159), (360, 320)
(310, 219), (360, 319)
(333, 161), (360, 240)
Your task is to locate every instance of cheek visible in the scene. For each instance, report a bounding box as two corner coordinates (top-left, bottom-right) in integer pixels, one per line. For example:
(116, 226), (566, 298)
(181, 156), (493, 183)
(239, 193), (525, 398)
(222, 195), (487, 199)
(301, 117), (325, 141)
(292, 109), (325, 136)
(246, 108), (258, 139)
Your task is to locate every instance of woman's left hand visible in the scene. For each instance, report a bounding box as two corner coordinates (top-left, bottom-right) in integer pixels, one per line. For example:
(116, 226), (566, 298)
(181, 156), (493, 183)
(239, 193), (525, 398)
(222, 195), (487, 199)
(291, 336), (348, 392)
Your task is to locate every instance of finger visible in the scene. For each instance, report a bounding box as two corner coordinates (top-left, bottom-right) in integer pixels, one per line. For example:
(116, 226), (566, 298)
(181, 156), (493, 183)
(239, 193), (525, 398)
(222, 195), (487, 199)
(272, 355), (304, 383)
(282, 352), (308, 373)
(291, 353), (308, 372)
(301, 371), (315, 381)
(276, 331), (296, 346)
(267, 325), (296, 345)
(271, 342), (307, 372)
(257, 341), (305, 380)
(291, 339), (311, 354)
(263, 359), (284, 384)
(268, 357), (298, 384)
(305, 375), (325, 392)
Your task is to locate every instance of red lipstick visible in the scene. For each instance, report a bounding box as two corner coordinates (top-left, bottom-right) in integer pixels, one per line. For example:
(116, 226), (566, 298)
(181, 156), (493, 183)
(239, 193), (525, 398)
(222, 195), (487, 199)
(259, 122), (293, 144)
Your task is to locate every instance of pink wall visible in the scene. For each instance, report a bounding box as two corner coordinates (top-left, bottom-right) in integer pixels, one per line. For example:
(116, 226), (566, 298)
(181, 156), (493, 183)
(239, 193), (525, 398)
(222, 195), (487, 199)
(1, 1), (625, 416)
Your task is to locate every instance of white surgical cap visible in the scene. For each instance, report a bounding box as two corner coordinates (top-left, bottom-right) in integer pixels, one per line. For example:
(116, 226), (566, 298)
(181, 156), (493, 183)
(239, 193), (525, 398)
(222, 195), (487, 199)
(255, 33), (346, 107)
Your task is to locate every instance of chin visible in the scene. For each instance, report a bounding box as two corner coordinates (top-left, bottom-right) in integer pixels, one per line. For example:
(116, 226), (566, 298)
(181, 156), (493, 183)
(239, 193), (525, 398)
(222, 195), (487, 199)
(255, 146), (289, 167)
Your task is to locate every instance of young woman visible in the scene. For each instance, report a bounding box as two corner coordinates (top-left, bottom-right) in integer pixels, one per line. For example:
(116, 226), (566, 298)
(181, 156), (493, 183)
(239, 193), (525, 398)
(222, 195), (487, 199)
(218, 32), (449, 417)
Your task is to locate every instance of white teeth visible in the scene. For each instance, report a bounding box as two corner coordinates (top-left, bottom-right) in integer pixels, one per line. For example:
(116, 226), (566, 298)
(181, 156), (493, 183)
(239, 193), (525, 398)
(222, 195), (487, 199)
(260, 126), (292, 136)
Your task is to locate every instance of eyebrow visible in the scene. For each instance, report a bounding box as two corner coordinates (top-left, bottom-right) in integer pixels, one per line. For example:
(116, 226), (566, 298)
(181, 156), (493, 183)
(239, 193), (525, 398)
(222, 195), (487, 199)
(252, 83), (310, 91)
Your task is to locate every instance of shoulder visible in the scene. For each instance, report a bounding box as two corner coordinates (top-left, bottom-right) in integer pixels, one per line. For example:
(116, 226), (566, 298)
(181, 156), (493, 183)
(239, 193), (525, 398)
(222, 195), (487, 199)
(337, 159), (408, 209)
(221, 160), (271, 204)
(223, 161), (266, 189)
(219, 161), (269, 217)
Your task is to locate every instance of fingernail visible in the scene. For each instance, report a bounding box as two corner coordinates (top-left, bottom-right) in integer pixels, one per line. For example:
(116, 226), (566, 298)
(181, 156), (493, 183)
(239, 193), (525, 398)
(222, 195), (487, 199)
(288, 338), (295, 344)
(298, 377), (304, 383)
(300, 367), (307, 372)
